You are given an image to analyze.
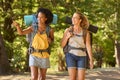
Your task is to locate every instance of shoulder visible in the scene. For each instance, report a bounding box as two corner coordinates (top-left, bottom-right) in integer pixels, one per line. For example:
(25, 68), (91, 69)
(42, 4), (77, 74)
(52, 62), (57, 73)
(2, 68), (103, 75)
(64, 27), (70, 33)
(46, 26), (54, 32)
(46, 26), (54, 36)
(82, 29), (89, 37)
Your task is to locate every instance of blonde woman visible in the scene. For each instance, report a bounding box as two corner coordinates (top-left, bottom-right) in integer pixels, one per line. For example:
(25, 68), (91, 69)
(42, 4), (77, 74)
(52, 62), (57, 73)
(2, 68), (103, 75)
(61, 12), (93, 80)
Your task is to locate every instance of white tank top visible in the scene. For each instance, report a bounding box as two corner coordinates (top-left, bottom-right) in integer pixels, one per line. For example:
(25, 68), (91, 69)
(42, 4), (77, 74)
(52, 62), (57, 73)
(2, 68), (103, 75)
(68, 31), (86, 56)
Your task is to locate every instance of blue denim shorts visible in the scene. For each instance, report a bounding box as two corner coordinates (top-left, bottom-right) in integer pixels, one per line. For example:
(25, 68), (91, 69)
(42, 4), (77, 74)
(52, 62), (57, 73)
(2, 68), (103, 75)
(65, 53), (86, 69)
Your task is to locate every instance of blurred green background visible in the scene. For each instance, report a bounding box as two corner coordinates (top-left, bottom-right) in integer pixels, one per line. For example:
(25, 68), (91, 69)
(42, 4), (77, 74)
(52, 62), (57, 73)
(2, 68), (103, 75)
(0, 0), (120, 74)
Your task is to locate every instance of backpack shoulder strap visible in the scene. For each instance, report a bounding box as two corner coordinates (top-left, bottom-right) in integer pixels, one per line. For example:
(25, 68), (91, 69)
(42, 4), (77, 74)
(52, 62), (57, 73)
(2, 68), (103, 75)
(26, 23), (38, 43)
(32, 23), (38, 37)
(29, 23), (38, 46)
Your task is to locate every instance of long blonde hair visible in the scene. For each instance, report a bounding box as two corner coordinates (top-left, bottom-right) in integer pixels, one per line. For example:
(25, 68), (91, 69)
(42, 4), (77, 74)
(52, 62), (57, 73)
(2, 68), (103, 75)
(75, 11), (89, 29)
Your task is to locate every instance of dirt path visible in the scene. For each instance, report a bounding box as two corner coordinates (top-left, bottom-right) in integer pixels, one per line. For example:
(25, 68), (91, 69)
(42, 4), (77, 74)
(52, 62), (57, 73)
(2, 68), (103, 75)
(0, 68), (120, 80)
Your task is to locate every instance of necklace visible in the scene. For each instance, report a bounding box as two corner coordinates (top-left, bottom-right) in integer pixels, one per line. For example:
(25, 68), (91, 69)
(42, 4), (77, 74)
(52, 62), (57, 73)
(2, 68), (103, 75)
(38, 25), (46, 34)
(73, 27), (82, 34)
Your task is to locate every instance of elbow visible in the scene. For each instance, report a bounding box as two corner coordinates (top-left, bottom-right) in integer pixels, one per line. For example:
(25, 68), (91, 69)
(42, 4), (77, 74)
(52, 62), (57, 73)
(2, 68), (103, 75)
(52, 38), (54, 42)
(60, 43), (62, 48)
(60, 43), (63, 48)
(18, 32), (23, 35)
(86, 43), (91, 49)
(86, 44), (91, 48)
(19, 33), (22, 35)
(50, 38), (54, 44)
(60, 40), (65, 48)
(61, 45), (64, 48)
(60, 43), (65, 48)
(18, 30), (25, 35)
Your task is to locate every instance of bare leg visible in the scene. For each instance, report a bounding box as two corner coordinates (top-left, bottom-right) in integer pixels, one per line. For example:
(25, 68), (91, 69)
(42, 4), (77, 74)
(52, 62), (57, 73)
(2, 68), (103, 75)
(78, 69), (85, 80)
(68, 68), (77, 80)
(30, 66), (38, 80)
(38, 68), (47, 80)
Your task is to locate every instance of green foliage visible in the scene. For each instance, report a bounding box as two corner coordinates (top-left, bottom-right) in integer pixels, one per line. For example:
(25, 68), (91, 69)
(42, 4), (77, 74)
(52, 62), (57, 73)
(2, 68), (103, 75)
(0, 0), (120, 72)
(14, 39), (27, 71)
(4, 35), (27, 72)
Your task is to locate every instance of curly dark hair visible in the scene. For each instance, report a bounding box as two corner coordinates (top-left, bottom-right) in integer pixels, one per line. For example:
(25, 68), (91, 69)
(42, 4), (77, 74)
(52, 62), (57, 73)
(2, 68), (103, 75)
(36, 7), (53, 25)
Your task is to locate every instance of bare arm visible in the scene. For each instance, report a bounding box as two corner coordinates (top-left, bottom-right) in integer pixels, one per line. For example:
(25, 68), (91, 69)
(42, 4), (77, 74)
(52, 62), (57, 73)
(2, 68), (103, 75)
(86, 31), (94, 69)
(48, 28), (54, 44)
(12, 21), (33, 35)
(61, 28), (72, 48)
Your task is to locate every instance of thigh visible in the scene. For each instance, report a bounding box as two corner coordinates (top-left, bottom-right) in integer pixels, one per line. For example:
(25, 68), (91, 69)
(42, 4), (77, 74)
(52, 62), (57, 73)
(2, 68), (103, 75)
(39, 68), (47, 76)
(30, 66), (38, 78)
(65, 53), (77, 68)
(77, 56), (86, 69)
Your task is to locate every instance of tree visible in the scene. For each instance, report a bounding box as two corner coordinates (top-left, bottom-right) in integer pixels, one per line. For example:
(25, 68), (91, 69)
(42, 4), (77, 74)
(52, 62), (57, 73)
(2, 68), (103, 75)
(0, 0), (14, 74)
(114, 0), (120, 67)
(0, 0), (120, 73)
(0, 33), (10, 74)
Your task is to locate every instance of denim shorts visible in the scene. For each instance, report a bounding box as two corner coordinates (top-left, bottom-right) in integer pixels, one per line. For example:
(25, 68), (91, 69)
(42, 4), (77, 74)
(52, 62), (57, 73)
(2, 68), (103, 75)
(29, 55), (50, 68)
(65, 53), (86, 69)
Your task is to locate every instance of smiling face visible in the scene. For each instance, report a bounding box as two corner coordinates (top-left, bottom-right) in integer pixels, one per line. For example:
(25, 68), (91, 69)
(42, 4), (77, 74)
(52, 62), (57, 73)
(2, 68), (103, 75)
(37, 12), (47, 24)
(72, 13), (82, 26)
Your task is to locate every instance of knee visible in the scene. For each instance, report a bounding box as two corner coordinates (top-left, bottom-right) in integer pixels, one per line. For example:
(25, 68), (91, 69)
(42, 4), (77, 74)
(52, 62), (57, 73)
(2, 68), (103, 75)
(70, 77), (76, 80)
(39, 75), (46, 80)
(31, 75), (38, 80)
(38, 74), (46, 80)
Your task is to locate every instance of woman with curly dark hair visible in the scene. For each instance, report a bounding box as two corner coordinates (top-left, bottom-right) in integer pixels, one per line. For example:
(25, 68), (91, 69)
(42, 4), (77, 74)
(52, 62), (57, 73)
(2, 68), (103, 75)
(12, 7), (54, 80)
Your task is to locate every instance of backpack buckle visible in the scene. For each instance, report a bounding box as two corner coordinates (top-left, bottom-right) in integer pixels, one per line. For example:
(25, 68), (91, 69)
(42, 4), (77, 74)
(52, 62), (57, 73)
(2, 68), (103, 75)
(28, 47), (34, 54)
